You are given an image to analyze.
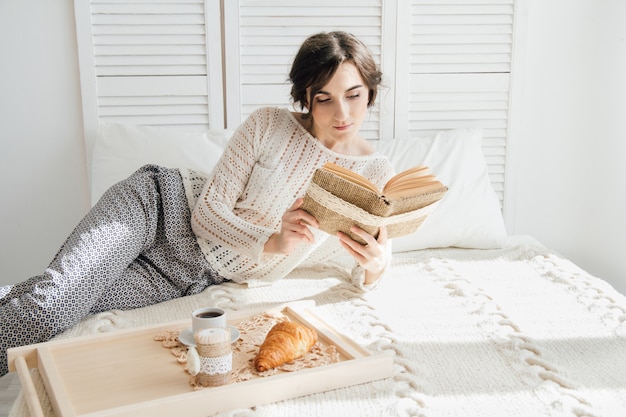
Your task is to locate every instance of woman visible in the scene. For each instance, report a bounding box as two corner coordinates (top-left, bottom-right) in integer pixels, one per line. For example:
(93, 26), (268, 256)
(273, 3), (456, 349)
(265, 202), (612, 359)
(0, 31), (394, 375)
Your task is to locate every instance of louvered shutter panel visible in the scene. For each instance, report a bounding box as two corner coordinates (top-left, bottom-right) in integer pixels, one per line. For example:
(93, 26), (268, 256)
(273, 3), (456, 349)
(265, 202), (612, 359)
(223, 0), (386, 140)
(394, 0), (516, 207)
(74, 0), (224, 162)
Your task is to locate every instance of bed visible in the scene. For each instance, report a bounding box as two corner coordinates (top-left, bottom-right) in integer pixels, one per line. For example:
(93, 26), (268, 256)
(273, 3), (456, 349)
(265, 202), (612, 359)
(6, 123), (626, 417)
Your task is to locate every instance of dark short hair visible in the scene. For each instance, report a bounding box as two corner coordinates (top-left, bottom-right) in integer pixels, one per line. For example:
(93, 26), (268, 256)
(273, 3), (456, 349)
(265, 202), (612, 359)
(289, 31), (382, 112)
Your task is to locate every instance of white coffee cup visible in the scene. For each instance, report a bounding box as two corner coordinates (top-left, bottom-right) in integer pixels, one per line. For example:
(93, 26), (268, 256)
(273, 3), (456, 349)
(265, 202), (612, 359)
(192, 307), (227, 334)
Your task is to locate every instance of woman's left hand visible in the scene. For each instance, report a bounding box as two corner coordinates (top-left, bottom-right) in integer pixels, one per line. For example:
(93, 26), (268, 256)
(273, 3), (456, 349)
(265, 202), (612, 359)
(337, 225), (388, 284)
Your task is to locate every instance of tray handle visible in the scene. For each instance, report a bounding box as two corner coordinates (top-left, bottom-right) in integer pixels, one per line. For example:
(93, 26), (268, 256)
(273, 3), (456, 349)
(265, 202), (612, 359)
(14, 355), (46, 417)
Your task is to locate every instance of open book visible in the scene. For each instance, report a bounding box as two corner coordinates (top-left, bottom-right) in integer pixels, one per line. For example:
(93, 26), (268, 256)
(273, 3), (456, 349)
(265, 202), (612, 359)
(301, 162), (448, 244)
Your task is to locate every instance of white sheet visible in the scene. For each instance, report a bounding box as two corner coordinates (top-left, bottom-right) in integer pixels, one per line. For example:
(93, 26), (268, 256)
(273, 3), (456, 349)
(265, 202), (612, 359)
(9, 236), (626, 417)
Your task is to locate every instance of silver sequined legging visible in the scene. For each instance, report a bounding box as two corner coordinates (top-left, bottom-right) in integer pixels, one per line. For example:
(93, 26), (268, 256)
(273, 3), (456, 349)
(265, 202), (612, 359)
(0, 165), (225, 375)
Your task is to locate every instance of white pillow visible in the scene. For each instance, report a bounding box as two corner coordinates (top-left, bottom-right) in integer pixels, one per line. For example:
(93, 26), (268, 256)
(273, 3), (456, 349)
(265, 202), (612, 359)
(91, 123), (231, 205)
(375, 128), (507, 252)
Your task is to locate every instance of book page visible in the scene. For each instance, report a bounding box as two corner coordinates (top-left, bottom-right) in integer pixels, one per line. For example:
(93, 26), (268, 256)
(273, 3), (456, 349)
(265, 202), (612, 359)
(320, 162), (445, 200)
(383, 180), (445, 199)
(382, 165), (445, 199)
(321, 163), (379, 193)
(383, 165), (429, 191)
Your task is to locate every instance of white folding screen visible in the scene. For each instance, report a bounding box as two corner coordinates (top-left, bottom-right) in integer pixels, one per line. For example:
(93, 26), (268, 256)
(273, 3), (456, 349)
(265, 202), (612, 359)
(74, 0), (224, 167)
(75, 0), (522, 211)
(394, 0), (516, 205)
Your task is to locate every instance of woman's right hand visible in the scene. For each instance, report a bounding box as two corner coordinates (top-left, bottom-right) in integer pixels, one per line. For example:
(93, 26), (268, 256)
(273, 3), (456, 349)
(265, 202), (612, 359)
(263, 198), (319, 255)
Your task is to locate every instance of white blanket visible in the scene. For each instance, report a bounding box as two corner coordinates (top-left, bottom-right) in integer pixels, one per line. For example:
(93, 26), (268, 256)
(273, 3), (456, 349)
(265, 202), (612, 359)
(9, 236), (626, 417)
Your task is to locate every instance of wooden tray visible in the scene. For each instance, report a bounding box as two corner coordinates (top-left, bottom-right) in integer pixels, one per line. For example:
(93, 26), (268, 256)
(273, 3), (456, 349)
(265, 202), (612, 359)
(8, 301), (393, 417)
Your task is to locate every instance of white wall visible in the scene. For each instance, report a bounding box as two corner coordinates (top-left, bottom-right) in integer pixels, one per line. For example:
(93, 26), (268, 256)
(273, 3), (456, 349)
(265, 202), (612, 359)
(512, 0), (626, 295)
(1, 0), (625, 296)
(0, 1), (89, 285)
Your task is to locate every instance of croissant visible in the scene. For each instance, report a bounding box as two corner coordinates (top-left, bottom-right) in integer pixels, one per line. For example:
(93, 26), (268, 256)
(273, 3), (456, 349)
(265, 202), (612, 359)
(254, 321), (318, 372)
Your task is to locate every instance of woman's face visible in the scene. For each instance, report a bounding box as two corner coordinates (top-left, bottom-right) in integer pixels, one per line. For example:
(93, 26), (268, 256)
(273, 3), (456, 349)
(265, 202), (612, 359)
(309, 61), (369, 151)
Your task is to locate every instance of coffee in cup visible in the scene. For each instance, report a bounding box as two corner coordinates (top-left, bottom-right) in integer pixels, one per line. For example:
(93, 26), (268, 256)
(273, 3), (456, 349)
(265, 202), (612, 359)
(192, 307), (227, 333)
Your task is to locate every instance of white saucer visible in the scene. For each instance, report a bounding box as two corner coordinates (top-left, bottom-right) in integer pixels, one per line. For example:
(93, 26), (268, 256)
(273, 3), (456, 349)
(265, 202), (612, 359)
(178, 326), (240, 346)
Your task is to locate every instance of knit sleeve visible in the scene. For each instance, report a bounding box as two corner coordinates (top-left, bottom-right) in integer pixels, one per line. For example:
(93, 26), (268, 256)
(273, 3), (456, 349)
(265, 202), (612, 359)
(190, 108), (276, 262)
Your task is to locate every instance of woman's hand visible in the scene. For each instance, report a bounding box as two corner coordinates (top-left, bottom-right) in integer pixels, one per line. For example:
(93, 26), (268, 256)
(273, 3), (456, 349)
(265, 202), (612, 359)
(264, 198), (319, 255)
(337, 225), (389, 285)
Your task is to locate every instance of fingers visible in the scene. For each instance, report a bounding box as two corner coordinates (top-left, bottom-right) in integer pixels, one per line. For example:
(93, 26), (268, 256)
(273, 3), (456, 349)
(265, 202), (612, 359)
(376, 225), (388, 245)
(288, 197), (304, 211)
(337, 226), (375, 256)
(284, 219), (315, 243)
(337, 226), (388, 274)
(344, 225), (386, 250)
(285, 198), (319, 229)
(280, 197), (319, 245)
(264, 198), (320, 255)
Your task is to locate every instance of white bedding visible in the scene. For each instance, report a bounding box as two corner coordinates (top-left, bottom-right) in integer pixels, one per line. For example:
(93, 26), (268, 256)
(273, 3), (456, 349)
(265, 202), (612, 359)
(8, 124), (625, 416)
(9, 235), (626, 417)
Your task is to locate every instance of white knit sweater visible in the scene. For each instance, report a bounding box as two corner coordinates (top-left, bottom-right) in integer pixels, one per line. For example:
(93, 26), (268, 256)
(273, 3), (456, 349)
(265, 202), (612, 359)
(183, 107), (394, 287)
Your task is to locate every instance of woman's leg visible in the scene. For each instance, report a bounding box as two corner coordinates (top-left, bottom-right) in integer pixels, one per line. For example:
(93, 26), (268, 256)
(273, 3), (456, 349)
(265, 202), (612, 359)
(0, 285), (12, 300)
(0, 165), (220, 375)
(90, 166), (226, 312)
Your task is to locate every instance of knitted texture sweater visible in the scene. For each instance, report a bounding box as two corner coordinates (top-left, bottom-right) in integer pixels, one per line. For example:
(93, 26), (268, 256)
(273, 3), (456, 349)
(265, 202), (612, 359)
(183, 107), (394, 287)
